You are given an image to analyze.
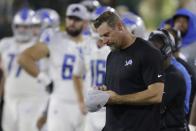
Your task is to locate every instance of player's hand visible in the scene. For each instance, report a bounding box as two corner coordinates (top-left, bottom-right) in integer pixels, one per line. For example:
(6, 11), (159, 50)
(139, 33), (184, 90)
(36, 115), (47, 130)
(79, 101), (87, 115)
(37, 73), (53, 94)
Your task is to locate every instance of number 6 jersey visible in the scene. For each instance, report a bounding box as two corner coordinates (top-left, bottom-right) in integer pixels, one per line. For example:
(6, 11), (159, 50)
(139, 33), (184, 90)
(45, 31), (89, 102)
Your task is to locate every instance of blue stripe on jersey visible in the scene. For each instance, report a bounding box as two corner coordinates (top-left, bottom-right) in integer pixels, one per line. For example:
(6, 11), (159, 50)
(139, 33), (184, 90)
(171, 57), (191, 114)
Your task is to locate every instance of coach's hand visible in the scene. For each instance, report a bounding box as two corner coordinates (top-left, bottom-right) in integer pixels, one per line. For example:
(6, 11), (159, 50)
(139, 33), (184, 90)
(97, 85), (108, 91)
(36, 115), (47, 130)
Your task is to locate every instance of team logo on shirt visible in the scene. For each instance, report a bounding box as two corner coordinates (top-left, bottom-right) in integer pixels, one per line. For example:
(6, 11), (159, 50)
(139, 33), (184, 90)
(72, 7), (80, 12)
(125, 59), (133, 66)
(157, 74), (162, 78)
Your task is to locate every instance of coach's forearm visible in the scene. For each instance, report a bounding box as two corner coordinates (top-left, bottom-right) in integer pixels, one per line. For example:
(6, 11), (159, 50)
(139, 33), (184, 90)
(114, 92), (162, 105)
(18, 52), (40, 77)
(109, 83), (164, 105)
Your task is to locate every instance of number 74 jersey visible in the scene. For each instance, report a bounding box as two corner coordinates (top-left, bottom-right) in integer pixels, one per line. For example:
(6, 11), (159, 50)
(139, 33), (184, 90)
(0, 37), (46, 97)
(73, 39), (111, 90)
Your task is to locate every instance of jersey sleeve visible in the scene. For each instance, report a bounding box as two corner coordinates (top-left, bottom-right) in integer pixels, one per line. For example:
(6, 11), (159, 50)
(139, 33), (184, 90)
(73, 48), (86, 77)
(141, 47), (164, 86)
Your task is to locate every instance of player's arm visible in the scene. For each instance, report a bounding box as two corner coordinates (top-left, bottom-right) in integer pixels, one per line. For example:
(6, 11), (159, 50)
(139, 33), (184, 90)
(189, 95), (196, 131)
(73, 75), (84, 105)
(18, 42), (49, 77)
(36, 99), (50, 130)
(73, 75), (87, 114)
(73, 53), (87, 114)
(18, 42), (53, 93)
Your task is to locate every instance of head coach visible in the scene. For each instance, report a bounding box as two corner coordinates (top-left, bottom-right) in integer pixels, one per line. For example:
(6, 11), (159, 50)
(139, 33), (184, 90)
(92, 11), (165, 131)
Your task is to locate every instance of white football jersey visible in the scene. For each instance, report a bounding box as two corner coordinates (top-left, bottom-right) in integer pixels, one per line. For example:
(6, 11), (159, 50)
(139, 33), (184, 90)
(46, 31), (89, 102)
(0, 37), (47, 98)
(37, 28), (59, 74)
(74, 38), (111, 91)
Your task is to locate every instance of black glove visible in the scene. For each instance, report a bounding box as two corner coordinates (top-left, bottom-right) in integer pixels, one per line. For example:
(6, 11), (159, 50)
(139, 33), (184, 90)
(37, 73), (54, 94)
(46, 81), (54, 94)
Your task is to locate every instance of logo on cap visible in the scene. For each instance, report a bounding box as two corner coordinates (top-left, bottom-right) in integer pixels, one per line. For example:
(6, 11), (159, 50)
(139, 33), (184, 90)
(72, 7), (80, 13)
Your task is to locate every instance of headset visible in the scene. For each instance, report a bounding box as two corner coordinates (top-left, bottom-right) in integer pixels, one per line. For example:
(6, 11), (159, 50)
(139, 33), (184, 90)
(148, 29), (175, 58)
(167, 28), (182, 52)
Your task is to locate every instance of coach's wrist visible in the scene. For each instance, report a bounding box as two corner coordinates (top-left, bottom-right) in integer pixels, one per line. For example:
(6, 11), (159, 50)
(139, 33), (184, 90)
(106, 91), (121, 105)
(189, 124), (196, 131)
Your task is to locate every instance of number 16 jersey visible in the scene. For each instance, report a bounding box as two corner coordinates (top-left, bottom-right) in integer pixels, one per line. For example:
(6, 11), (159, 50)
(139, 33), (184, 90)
(73, 39), (111, 91)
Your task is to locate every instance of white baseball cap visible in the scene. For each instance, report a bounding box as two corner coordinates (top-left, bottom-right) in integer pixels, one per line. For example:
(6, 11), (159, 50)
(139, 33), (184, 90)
(85, 89), (110, 112)
(66, 4), (89, 20)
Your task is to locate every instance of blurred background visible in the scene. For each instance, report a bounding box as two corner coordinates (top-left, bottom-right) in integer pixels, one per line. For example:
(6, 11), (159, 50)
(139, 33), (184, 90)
(0, 0), (196, 39)
(0, 1), (196, 131)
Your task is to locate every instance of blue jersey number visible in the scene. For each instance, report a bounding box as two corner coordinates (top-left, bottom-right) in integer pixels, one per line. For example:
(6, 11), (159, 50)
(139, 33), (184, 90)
(90, 60), (106, 86)
(62, 54), (76, 80)
(8, 54), (22, 77)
